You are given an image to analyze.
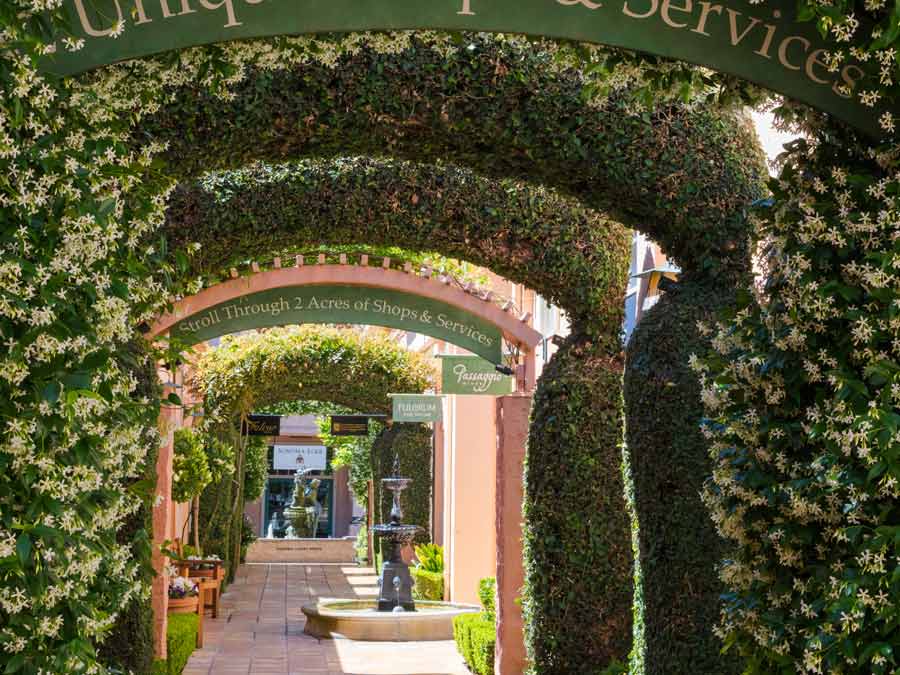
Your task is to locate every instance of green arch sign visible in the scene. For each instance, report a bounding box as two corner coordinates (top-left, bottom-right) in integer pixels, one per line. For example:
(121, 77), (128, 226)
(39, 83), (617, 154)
(168, 284), (504, 363)
(47, 0), (886, 135)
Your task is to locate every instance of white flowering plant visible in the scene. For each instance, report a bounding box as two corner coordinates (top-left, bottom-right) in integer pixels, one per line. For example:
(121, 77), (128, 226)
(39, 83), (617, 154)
(695, 137), (900, 673)
(1, 0), (898, 673)
(167, 577), (198, 600)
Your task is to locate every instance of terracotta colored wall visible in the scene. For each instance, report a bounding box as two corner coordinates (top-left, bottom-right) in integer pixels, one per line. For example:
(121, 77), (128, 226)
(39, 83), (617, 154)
(495, 395), (531, 675)
(443, 395), (497, 605)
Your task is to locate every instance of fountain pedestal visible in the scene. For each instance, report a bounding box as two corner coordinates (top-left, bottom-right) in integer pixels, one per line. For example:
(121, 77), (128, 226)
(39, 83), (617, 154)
(301, 466), (480, 640)
(376, 545), (415, 611)
(372, 476), (419, 612)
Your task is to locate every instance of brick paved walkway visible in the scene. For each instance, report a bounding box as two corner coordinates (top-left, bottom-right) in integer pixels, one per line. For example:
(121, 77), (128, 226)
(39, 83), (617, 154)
(183, 563), (471, 675)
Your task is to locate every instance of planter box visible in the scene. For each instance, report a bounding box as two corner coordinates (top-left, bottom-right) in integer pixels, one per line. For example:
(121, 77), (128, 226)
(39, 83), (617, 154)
(167, 595), (199, 614)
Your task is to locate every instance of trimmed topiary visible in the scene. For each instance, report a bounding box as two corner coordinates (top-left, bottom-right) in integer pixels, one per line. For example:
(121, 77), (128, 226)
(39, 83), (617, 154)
(478, 577), (496, 622)
(524, 334), (633, 669)
(152, 35), (764, 283)
(156, 613), (199, 675)
(624, 280), (743, 675)
(453, 612), (496, 675)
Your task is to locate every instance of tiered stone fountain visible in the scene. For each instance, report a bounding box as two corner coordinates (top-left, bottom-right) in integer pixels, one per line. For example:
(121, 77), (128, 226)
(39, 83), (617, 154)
(301, 456), (478, 641)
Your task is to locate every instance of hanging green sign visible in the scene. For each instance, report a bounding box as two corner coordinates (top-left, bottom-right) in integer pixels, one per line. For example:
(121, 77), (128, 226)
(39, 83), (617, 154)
(169, 284), (503, 363)
(44, 0), (883, 136)
(440, 355), (514, 396)
(391, 394), (444, 423)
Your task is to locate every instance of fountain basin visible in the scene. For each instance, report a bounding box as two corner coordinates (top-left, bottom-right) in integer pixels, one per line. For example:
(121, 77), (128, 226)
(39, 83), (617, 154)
(302, 599), (480, 641)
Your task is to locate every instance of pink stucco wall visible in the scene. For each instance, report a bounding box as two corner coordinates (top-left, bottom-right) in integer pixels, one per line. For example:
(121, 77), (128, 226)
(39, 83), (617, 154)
(442, 395), (497, 605)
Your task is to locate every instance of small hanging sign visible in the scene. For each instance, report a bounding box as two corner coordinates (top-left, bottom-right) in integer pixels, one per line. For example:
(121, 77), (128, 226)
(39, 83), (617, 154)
(439, 355), (514, 395)
(330, 415), (370, 437)
(272, 444), (327, 471)
(391, 394), (443, 423)
(239, 414), (281, 436)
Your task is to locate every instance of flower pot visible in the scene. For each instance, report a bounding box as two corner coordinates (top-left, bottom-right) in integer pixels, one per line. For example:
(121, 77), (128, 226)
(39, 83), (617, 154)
(168, 595), (199, 614)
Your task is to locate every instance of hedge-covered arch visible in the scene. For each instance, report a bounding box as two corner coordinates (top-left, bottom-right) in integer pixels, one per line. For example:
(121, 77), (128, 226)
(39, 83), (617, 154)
(163, 153), (761, 670)
(193, 326), (437, 549)
(195, 326), (435, 424)
(0, 24), (779, 675)
(167, 157), (629, 337)
(167, 156), (643, 666)
(145, 35), (766, 279)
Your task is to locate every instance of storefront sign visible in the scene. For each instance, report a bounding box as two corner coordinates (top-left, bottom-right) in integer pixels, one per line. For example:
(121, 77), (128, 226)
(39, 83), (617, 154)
(272, 444), (327, 471)
(440, 356), (514, 396)
(45, 1), (883, 136)
(330, 415), (369, 437)
(239, 414), (280, 436)
(391, 394), (443, 423)
(169, 284), (502, 364)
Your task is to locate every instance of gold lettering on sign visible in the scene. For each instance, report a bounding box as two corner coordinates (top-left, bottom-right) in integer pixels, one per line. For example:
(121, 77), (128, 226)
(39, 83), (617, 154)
(661, 0), (692, 29)
(835, 64), (864, 98)
(690, 2), (721, 36)
(805, 48), (830, 84)
(458, 0), (475, 15)
(558, 0), (604, 9)
(622, 0), (657, 20)
(73, 0), (123, 36)
(160, 0), (197, 19)
(198, 0), (240, 27)
(778, 35), (810, 71)
(725, 9), (761, 46)
(754, 23), (778, 58)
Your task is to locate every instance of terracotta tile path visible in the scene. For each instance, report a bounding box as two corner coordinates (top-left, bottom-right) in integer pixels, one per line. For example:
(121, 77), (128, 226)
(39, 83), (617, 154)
(183, 563), (471, 675)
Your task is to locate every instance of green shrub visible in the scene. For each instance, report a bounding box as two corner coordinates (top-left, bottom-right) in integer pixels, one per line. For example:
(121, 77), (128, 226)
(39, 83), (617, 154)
(624, 281), (741, 675)
(242, 436), (268, 503)
(150, 613), (198, 675)
(478, 577), (496, 621)
(413, 543), (443, 572)
(173, 428), (212, 503)
(240, 513), (256, 563)
(523, 336), (633, 668)
(411, 568), (443, 601)
(453, 613), (495, 675)
(355, 525), (368, 564)
(199, 463), (234, 570)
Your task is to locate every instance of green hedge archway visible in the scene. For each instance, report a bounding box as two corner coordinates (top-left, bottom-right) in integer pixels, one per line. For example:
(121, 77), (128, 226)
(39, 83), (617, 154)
(167, 157), (629, 338)
(195, 326), (435, 424)
(168, 155), (641, 666)
(0, 26), (774, 675)
(146, 35), (763, 669)
(193, 326), (437, 566)
(146, 35), (766, 280)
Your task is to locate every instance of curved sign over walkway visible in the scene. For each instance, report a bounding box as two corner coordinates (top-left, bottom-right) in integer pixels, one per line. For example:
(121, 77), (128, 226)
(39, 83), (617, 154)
(49, 0), (884, 135)
(150, 263), (543, 364)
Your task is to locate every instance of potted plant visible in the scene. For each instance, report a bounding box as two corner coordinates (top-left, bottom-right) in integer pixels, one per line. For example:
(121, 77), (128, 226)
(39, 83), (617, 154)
(167, 576), (200, 613)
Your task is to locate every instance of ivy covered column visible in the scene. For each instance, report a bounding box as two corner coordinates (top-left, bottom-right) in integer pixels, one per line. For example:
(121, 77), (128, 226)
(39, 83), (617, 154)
(523, 334), (633, 670)
(624, 280), (742, 674)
